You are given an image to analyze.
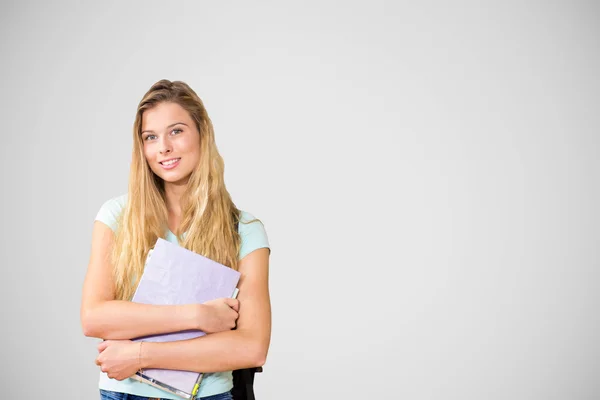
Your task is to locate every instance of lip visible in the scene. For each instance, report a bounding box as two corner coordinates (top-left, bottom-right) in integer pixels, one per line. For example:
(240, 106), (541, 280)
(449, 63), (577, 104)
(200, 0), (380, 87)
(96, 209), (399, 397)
(159, 157), (181, 170)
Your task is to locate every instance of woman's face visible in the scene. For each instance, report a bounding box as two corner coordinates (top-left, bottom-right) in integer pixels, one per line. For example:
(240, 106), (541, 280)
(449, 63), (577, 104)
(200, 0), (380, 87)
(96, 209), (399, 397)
(141, 102), (201, 185)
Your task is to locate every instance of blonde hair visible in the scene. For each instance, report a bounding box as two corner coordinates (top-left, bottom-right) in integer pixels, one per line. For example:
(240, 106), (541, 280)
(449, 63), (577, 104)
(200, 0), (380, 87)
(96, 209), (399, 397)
(111, 79), (249, 301)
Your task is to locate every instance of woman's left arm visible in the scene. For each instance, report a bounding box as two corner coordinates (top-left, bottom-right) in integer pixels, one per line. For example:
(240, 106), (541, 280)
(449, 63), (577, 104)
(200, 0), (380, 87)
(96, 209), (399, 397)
(142, 247), (271, 372)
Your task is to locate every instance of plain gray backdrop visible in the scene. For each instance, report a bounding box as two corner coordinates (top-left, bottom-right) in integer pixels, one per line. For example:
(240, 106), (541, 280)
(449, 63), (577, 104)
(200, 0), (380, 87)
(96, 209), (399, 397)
(1, 1), (598, 399)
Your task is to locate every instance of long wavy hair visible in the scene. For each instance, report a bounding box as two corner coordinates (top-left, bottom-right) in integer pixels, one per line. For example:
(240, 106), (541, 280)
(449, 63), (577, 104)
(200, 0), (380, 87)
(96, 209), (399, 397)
(111, 79), (249, 301)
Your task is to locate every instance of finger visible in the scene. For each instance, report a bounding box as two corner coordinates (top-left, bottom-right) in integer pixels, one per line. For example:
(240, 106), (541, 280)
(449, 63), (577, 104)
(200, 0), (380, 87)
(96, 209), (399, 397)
(97, 341), (109, 352)
(225, 298), (239, 312)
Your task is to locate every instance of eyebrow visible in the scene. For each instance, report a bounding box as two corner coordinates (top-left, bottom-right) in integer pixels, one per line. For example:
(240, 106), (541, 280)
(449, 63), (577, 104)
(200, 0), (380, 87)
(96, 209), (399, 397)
(141, 122), (189, 135)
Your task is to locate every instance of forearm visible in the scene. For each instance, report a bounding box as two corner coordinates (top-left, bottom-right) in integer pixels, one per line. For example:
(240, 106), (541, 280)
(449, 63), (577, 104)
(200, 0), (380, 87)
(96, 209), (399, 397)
(81, 300), (196, 340)
(141, 329), (266, 373)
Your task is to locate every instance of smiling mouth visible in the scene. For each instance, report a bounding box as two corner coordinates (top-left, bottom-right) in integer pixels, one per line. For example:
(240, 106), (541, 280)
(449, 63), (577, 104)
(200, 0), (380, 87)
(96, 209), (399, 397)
(160, 158), (181, 166)
(159, 158), (181, 170)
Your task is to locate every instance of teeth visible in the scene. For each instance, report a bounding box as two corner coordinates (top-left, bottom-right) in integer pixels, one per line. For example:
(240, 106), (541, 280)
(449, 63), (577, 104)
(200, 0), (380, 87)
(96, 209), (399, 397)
(162, 158), (180, 166)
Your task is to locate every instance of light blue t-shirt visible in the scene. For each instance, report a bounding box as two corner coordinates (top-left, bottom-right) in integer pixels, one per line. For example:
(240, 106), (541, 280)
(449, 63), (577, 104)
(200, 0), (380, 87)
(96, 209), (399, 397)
(93, 194), (270, 399)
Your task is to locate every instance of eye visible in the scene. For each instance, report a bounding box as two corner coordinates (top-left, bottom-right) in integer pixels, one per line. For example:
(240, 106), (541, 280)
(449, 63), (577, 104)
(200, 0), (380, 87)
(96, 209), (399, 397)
(143, 134), (157, 141)
(171, 128), (183, 135)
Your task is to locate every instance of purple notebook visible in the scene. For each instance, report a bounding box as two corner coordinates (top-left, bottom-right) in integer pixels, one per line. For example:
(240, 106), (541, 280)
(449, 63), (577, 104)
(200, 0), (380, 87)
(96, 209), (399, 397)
(130, 238), (241, 399)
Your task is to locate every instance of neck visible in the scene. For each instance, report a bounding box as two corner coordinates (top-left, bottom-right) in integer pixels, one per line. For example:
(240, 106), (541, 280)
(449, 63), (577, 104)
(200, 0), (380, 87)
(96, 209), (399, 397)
(163, 180), (187, 217)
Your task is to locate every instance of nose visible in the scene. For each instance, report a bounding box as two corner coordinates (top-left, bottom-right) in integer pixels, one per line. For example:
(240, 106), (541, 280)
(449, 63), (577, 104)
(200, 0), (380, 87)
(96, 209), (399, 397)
(159, 136), (172, 155)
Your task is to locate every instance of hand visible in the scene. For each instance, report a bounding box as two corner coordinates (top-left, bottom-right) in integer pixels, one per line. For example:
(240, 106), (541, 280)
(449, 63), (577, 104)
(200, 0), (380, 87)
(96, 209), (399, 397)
(95, 340), (141, 381)
(197, 298), (240, 333)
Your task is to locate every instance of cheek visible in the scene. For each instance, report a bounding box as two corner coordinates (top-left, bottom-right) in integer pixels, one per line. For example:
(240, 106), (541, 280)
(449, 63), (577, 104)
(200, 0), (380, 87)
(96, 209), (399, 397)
(142, 145), (155, 161)
(182, 137), (200, 156)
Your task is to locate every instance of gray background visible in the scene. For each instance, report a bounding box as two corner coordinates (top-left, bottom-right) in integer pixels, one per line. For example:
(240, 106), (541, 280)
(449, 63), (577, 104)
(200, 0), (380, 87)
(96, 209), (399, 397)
(1, 1), (598, 399)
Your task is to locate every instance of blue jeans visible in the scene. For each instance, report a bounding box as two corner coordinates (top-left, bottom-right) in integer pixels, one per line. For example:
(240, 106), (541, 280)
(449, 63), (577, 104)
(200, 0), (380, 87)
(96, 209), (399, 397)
(99, 389), (233, 400)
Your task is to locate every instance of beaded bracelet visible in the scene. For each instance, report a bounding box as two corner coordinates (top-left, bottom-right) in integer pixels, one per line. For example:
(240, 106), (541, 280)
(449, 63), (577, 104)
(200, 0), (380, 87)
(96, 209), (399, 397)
(138, 341), (144, 374)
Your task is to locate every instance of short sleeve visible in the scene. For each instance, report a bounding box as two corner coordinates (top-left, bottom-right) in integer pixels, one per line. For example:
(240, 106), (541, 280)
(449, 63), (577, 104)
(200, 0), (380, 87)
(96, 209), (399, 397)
(238, 211), (270, 260)
(94, 194), (127, 233)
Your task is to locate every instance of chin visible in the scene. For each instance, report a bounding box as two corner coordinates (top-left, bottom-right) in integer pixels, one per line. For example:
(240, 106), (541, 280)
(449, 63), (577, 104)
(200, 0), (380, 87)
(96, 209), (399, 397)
(161, 173), (192, 185)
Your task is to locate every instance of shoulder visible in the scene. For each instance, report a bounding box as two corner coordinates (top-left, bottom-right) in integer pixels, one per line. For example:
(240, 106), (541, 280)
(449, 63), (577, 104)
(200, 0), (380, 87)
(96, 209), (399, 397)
(94, 193), (127, 233)
(237, 210), (270, 260)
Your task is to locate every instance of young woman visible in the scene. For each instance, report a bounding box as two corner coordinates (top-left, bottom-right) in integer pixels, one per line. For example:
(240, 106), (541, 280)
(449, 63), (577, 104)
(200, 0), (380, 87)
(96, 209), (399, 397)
(81, 79), (271, 400)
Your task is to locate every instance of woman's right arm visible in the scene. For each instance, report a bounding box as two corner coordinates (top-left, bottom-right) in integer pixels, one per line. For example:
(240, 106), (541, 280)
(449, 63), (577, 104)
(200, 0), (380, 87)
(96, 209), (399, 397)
(80, 221), (236, 340)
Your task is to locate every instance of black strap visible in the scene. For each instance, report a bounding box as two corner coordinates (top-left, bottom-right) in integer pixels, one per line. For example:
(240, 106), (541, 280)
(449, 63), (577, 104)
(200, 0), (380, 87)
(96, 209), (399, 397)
(243, 368), (255, 400)
(232, 367), (263, 400)
(231, 217), (262, 400)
